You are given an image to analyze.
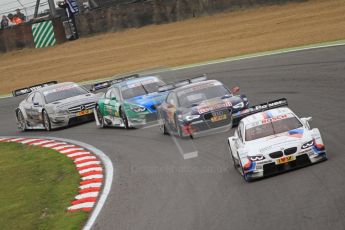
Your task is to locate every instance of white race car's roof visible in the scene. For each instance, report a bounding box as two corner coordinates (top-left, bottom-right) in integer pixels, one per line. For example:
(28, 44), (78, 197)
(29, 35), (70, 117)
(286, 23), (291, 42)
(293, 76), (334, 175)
(36, 82), (77, 93)
(242, 107), (295, 128)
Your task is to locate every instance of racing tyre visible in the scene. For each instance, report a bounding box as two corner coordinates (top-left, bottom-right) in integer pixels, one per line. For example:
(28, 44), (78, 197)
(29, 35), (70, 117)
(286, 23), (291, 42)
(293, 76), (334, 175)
(236, 152), (251, 182)
(16, 110), (27, 131)
(228, 142), (239, 168)
(120, 107), (129, 129)
(229, 115), (234, 128)
(43, 110), (52, 131)
(95, 106), (105, 128)
(160, 120), (169, 135)
(174, 116), (191, 139)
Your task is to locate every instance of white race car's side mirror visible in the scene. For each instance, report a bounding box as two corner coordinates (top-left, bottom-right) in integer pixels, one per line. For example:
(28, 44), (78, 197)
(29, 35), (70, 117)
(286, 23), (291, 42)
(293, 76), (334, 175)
(305, 117), (312, 122)
(232, 136), (238, 141)
(301, 117), (312, 129)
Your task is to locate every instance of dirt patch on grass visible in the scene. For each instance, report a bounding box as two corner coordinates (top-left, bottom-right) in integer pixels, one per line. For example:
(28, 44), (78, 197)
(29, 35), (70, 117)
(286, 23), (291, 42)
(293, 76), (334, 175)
(0, 0), (344, 94)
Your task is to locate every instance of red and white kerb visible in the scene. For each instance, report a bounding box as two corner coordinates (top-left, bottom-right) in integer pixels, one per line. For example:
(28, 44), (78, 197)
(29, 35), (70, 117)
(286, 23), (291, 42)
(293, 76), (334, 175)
(0, 137), (103, 212)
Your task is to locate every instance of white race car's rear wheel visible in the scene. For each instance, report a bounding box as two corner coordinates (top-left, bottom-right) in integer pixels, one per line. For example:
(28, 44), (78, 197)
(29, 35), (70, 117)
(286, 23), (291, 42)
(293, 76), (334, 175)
(17, 110), (27, 131)
(43, 110), (52, 131)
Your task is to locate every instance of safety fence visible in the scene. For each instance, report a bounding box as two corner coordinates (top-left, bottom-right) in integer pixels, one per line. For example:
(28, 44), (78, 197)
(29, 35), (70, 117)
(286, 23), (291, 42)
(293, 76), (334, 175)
(0, 0), (306, 53)
(0, 18), (66, 53)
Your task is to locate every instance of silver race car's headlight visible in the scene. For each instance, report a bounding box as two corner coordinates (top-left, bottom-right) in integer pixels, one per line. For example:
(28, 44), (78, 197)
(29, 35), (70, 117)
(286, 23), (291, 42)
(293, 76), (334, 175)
(131, 106), (146, 113)
(301, 140), (313, 149)
(249, 155), (265, 161)
(55, 108), (68, 115)
(185, 115), (200, 121)
(233, 102), (244, 109)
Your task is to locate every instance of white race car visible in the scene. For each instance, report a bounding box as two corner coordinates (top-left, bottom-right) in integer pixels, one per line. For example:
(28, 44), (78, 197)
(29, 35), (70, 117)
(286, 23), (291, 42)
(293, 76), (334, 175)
(228, 99), (327, 182)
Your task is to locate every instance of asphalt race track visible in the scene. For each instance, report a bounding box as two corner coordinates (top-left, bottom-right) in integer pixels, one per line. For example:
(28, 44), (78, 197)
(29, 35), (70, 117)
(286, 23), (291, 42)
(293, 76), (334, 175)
(1, 45), (345, 230)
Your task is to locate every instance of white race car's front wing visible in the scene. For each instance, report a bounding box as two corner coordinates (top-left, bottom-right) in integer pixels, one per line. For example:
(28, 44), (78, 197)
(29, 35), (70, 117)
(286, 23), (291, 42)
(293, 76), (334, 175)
(242, 145), (327, 180)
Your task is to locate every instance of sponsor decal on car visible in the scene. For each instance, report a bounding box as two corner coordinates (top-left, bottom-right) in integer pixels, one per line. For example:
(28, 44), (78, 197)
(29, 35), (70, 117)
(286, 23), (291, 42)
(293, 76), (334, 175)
(262, 114), (288, 124)
(178, 81), (221, 96)
(287, 128), (304, 138)
(197, 101), (232, 114)
(43, 84), (79, 95)
(124, 78), (160, 89)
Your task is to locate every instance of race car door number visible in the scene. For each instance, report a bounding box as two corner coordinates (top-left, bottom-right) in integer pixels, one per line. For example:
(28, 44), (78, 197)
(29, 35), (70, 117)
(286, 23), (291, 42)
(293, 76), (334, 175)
(276, 155), (296, 165)
(211, 114), (227, 122)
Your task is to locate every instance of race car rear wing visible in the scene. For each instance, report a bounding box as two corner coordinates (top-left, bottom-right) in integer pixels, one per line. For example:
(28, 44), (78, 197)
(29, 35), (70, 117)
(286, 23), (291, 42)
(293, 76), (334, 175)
(232, 98), (288, 120)
(158, 75), (207, 92)
(90, 74), (140, 91)
(12, 81), (58, 97)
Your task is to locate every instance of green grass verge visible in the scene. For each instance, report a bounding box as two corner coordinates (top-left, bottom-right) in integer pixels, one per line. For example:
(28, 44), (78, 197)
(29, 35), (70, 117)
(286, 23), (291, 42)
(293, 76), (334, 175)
(0, 142), (88, 230)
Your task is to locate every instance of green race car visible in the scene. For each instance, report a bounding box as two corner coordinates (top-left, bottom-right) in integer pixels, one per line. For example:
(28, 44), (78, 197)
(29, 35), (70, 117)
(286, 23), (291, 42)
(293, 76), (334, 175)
(93, 75), (169, 128)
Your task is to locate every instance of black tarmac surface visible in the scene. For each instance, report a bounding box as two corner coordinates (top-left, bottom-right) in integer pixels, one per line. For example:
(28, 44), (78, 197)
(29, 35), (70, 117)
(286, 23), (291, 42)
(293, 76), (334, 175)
(1, 45), (345, 230)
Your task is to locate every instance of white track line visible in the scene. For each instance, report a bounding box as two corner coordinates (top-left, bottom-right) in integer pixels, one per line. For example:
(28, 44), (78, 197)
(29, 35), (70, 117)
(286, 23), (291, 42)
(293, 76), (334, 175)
(79, 183), (102, 189)
(82, 174), (104, 180)
(75, 192), (99, 200)
(76, 161), (101, 168)
(42, 142), (66, 147)
(31, 140), (56, 145)
(20, 139), (41, 144)
(79, 167), (103, 174)
(68, 202), (95, 211)
(75, 156), (97, 162)
(60, 148), (85, 153)
(67, 152), (92, 158)
(52, 145), (76, 150)
(9, 137), (26, 142)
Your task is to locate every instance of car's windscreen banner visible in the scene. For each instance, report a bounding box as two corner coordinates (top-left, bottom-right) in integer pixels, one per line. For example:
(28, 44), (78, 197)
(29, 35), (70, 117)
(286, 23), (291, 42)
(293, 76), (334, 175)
(12, 81), (58, 97)
(233, 98), (288, 119)
(158, 75), (207, 92)
(90, 74), (140, 91)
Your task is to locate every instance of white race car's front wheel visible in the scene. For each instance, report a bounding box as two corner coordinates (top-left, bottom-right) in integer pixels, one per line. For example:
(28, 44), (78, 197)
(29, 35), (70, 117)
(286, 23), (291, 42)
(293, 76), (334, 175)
(228, 141), (239, 168)
(16, 110), (27, 131)
(236, 152), (252, 182)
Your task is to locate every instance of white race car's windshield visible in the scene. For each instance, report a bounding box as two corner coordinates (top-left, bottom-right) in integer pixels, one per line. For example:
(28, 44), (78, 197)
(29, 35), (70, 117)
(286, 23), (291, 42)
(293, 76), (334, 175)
(245, 116), (302, 141)
(44, 85), (88, 103)
(177, 85), (230, 107)
(121, 81), (165, 99)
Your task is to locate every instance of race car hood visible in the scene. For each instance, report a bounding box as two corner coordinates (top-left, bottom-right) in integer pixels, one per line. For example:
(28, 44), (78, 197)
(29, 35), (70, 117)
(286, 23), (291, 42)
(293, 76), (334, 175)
(47, 93), (99, 110)
(244, 128), (311, 156)
(125, 91), (168, 112)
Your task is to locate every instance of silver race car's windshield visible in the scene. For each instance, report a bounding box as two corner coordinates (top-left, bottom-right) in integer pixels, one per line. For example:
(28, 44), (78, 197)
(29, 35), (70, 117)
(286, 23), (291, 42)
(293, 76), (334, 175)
(44, 85), (89, 103)
(121, 81), (165, 99)
(177, 84), (230, 107)
(245, 116), (302, 141)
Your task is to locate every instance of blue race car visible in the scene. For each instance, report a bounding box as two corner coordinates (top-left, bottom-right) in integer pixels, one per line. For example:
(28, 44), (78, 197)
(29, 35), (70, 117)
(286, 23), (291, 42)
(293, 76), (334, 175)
(91, 74), (169, 128)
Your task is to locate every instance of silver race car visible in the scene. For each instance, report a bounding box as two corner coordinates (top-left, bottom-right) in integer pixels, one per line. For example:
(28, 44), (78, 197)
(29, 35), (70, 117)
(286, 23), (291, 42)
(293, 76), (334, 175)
(14, 81), (100, 131)
(228, 98), (327, 182)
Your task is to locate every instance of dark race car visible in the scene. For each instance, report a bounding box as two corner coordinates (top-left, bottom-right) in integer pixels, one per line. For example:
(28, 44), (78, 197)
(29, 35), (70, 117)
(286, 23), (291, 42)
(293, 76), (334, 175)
(157, 76), (249, 138)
